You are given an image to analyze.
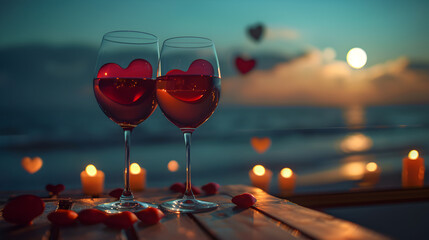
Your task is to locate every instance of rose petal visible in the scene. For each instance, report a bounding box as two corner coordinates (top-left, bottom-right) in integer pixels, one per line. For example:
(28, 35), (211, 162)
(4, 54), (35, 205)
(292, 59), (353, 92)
(3, 195), (45, 225)
(231, 193), (257, 208)
(135, 207), (165, 225)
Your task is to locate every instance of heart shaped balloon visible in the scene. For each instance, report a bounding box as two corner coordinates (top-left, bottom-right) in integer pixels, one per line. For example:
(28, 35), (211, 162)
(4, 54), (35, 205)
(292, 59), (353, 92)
(247, 23), (264, 42)
(251, 137), (271, 154)
(21, 156), (43, 174)
(235, 57), (256, 74)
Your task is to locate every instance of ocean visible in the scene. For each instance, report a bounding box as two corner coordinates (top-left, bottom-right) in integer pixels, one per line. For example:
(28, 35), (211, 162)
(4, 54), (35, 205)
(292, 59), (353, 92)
(1, 104), (428, 193)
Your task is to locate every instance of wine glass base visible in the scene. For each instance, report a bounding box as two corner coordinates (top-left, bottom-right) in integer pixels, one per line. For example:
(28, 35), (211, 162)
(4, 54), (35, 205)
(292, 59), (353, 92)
(160, 198), (219, 213)
(95, 200), (157, 214)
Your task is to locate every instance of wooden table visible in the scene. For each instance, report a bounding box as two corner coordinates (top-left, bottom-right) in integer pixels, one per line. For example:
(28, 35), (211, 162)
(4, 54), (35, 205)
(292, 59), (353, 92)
(0, 185), (389, 240)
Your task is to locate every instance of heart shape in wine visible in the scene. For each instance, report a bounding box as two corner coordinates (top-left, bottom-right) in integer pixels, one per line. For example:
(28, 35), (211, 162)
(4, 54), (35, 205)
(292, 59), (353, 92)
(247, 23), (264, 42)
(21, 156), (43, 174)
(97, 59), (152, 78)
(97, 59), (152, 105)
(166, 59), (214, 76)
(166, 59), (214, 102)
(251, 137), (271, 154)
(235, 57), (256, 74)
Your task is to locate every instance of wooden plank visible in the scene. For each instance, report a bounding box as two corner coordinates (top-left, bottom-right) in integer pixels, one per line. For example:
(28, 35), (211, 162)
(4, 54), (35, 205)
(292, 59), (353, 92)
(133, 191), (212, 240)
(222, 185), (390, 240)
(1, 186), (391, 240)
(191, 194), (309, 240)
(283, 187), (429, 209)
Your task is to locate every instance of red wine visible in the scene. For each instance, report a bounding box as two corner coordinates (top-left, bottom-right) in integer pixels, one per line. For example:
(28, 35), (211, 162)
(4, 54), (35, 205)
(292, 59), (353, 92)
(94, 78), (157, 129)
(156, 75), (220, 132)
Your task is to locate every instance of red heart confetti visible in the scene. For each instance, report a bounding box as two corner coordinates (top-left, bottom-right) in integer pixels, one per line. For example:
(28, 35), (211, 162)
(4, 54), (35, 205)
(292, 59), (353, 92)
(97, 59), (153, 78)
(235, 57), (256, 74)
(46, 184), (65, 196)
(167, 59), (214, 76)
(202, 182), (220, 195)
(78, 209), (108, 225)
(109, 188), (123, 199)
(231, 193), (257, 208)
(48, 209), (78, 226)
(104, 211), (138, 229)
(135, 207), (165, 225)
(169, 182), (185, 193)
(2, 195), (45, 225)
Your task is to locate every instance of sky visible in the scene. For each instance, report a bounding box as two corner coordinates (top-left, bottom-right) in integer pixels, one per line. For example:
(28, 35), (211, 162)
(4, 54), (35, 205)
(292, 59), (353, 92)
(1, 0), (429, 107)
(1, 0), (429, 64)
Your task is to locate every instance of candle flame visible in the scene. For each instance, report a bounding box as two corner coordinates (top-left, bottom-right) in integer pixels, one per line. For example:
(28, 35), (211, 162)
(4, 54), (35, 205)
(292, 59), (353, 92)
(253, 165), (265, 176)
(85, 164), (97, 177)
(130, 163), (141, 174)
(409, 150), (419, 160)
(168, 160), (179, 172)
(280, 168), (293, 178)
(366, 162), (378, 172)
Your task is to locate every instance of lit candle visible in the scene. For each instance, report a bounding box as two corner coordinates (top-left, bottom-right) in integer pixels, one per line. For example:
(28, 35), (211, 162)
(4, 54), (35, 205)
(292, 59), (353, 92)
(249, 165), (272, 191)
(360, 162), (381, 187)
(402, 150), (425, 187)
(80, 164), (104, 196)
(278, 168), (296, 195)
(130, 163), (146, 191)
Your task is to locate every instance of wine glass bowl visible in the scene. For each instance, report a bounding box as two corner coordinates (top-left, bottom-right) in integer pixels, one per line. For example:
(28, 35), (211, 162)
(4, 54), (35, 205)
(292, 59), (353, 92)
(156, 37), (221, 213)
(92, 31), (159, 213)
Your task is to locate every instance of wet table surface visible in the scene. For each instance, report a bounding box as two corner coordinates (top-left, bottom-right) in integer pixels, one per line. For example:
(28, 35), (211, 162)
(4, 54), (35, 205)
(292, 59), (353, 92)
(0, 185), (390, 240)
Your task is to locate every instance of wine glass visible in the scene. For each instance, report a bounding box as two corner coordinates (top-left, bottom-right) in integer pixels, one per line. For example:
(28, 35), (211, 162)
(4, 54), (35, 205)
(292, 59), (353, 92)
(92, 31), (159, 213)
(156, 36), (221, 213)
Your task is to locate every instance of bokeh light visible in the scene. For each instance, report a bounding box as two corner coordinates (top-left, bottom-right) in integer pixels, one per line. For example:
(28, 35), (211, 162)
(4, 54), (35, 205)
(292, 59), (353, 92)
(409, 150), (419, 160)
(253, 165), (266, 176)
(347, 48), (367, 69)
(280, 168), (293, 178)
(168, 160), (179, 172)
(130, 163), (142, 174)
(85, 164), (97, 177)
(366, 162), (378, 172)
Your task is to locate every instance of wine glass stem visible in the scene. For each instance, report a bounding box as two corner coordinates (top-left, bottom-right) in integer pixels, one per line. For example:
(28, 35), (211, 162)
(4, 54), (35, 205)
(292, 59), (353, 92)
(183, 132), (195, 199)
(121, 129), (134, 203)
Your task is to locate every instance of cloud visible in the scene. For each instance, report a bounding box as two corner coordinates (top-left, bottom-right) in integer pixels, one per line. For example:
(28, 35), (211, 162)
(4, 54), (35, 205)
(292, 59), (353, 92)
(222, 48), (429, 106)
(265, 27), (299, 40)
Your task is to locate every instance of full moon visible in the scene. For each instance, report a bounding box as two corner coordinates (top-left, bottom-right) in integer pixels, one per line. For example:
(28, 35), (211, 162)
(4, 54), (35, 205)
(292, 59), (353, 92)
(346, 48), (367, 69)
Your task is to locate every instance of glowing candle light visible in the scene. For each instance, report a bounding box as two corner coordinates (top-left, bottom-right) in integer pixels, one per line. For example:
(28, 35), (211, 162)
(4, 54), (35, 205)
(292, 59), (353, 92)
(80, 164), (104, 196)
(130, 163), (146, 191)
(360, 162), (381, 187)
(278, 168), (296, 195)
(402, 150), (425, 187)
(249, 165), (272, 191)
(168, 160), (179, 172)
